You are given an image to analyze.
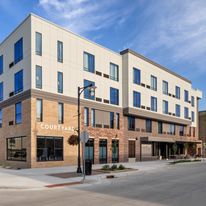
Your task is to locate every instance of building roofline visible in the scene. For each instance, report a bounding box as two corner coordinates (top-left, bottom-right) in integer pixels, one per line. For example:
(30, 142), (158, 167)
(199, 110), (206, 113)
(120, 49), (191, 84)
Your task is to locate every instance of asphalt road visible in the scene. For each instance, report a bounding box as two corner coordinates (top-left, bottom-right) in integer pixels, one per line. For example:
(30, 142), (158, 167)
(1, 162), (206, 206)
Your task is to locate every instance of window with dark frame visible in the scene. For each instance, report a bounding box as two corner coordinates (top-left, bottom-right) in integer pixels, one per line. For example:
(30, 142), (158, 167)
(133, 68), (141, 85)
(57, 41), (63, 63)
(7, 136), (27, 161)
(116, 113), (120, 129)
(84, 107), (89, 126)
(14, 38), (23, 64)
(83, 52), (95, 73)
(128, 116), (135, 131)
(35, 32), (42, 56)
(0, 55), (3, 75)
(0, 82), (3, 101)
(99, 139), (107, 164)
(37, 136), (63, 161)
(36, 65), (42, 89)
(110, 63), (119, 81)
(57, 71), (63, 93)
(58, 103), (64, 124)
(110, 112), (114, 129)
(36, 99), (43, 122)
(14, 70), (23, 94)
(158, 122), (163, 134)
(15, 102), (22, 124)
(151, 75), (157, 91)
(110, 87), (119, 105)
(0, 109), (2, 128)
(146, 119), (152, 133)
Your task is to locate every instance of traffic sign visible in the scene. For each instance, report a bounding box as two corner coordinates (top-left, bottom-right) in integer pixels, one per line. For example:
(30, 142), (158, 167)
(80, 130), (89, 143)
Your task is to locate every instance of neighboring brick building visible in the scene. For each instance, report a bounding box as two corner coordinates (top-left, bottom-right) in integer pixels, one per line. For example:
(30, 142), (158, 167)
(199, 111), (206, 156)
(0, 14), (202, 168)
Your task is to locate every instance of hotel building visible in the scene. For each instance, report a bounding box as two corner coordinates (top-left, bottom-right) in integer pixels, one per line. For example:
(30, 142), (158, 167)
(0, 14), (202, 168)
(199, 111), (206, 156)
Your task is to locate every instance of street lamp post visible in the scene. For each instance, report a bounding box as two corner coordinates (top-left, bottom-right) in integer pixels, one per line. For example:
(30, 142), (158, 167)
(76, 84), (96, 174)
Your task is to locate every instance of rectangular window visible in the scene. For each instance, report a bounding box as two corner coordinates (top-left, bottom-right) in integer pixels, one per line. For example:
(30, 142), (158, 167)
(128, 116), (135, 131)
(37, 136), (63, 161)
(99, 139), (107, 164)
(14, 70), (23, 94)
(151, 96), (157, 112)
(110, 87), (119, 105)
(110, 112), (114, 129)
(128, 140), (136, 158)
(0, 82), (3, 101)
(0, 109), (2, 128)
(58, 103), (64, 124)
(7, 136), (27, 161)
(176, 104), (181, 117)
(116, 113), (120, 129)
(15, 102), (22, 124)
(146, 119), (152, 133)
(35, 32), (42, 56)
(163, 100), (168, 114)
(0, 55), (3, 75)
(84, 79), (95, 100)
(91, 109), (95, 127)
(158, 122), (163, 134)
(36, 65), (42, 89)
(57, 41), (63, 63)
(83, 52), (95, 73)
(133, 91), (141, 108)
(175, 86), (180, 99)
(84, 107), (89, 126)
(184, 90), (189, 102)
(191, 111), (195, 122)
(133, 68), (141, 85)
(14, 38), (23, 64)
(110, 63), (119, 81)
(36, 99), (43, 122)
(184, 107), (189, 119)
(179, 125), (184, 136)
(57, 72), (63, 93)
(151, 75), (157, 91)
(162, 80), (168, 95)
(169, 124), (175, 135)
(191, 96), (195, 107)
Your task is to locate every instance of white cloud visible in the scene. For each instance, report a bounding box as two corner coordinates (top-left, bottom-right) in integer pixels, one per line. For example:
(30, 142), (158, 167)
(38, 0), (133, 35)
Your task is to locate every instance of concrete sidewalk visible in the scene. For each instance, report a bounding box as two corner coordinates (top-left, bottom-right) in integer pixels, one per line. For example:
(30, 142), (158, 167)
(0, 160), (173, 190)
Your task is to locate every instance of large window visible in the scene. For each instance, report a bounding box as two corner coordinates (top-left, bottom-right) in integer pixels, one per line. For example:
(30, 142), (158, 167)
(58, 103), (64, 124)
(7, 136), (27, 161)
(175, 86), (180, 99)
(14, 70), (23, 94)
(0, 109), (2, 128)
(176, 104), (181, 117)
(151, 75), (157, 91)
(57, 41), (63, 63)
(84, 79), (95, 100)
(14, 38), (23, 64)
(184, 107), (189, 119)
(110, 63), (119, 81)
(83, 52), (95, 73)
(36, 65), (42, 89)
(179, 125), (184, 136)
(163, 100), (168, 114)
(151, 96), (157, 112)
(133, 91), (141, 108)
(110, 87), (119, 105)
(128, 116), (135, 131)
(35, 32), (42, 56)
(91, 109), (95, 127)
(162, 80), (168, 95)
(36, 99), (43, 122)
(146, 119), (152, 133)
(110, 112), (114, 129)
(57, 72), (63, 93)
(0, 82), (3, 101)
(184, 90), (189, 102)
(15, 102), (22, 124)
(133, 68), (141, 85)
(84, 107), (89, 126)
(99, 139), (107, 164)
(37, 136), (63, 161)
(169, 124), (175, 135)
(0, 55), (3, 75)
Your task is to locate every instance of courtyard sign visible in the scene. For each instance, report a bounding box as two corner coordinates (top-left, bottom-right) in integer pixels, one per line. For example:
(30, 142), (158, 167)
(40, 123), (75, 132)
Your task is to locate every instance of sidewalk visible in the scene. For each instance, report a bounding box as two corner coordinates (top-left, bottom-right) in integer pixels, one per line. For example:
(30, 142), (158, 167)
(0, 160), (173, 190)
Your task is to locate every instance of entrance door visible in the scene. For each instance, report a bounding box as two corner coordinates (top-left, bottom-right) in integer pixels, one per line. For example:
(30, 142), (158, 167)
(112, 139), (119, 163)
(128, 140), (136, 158)
(99, 139), (107, 164)
(85, 139), (94, 163)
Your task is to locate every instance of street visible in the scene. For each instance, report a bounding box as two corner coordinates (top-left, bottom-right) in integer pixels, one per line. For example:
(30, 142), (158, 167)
(1, 162), (206, 206)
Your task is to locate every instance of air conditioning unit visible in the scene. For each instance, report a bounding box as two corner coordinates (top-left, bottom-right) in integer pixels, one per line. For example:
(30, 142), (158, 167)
(9, 91), (14, 97)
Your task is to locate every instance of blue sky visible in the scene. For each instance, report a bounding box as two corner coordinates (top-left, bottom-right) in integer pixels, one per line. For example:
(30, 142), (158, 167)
(0, 0), (205, 110)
